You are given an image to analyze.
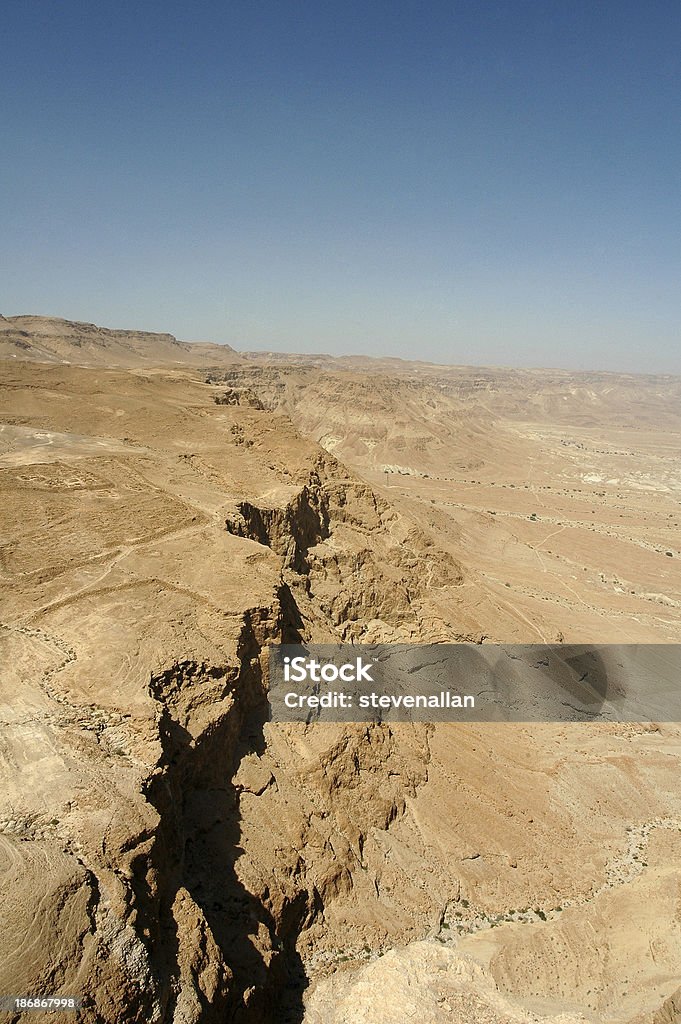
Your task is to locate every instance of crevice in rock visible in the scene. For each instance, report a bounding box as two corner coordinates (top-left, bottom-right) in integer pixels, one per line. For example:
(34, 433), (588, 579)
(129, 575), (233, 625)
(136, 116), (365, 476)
(118, 454), (450, 1022)
(226, 473), (331, 575)
(130, 592), (317, 1023)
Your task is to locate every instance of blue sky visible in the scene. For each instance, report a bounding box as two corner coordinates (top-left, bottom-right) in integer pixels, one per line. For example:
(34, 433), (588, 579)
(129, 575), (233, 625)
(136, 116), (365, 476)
(2, 0), (680, 371)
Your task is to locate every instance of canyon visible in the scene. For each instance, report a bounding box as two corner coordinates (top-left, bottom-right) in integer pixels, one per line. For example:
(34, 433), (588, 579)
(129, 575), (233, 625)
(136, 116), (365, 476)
(1, 318), (680, 1023)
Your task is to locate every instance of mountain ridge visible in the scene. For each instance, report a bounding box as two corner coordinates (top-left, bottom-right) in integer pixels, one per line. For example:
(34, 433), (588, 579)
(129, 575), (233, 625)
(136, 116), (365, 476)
(0, 314), (241, 368)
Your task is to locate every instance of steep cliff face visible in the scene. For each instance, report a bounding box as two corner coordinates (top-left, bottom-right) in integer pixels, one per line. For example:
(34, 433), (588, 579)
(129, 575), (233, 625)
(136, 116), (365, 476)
(134, 607), (301, 1024)
(0, 361), (472, 1024)
(3, 577), (413, 1024)
(225, 451), (470, 643)
(0, 601), (291, 1024)
(134, 463), (451, 1022)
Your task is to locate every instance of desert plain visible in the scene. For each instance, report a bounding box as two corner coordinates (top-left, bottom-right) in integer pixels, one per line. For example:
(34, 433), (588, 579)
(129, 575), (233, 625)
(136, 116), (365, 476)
(1, 314), (681, 1023)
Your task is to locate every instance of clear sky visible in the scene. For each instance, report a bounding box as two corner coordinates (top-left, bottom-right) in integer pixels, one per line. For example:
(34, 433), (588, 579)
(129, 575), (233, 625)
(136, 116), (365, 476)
(2, 1), (680, 372)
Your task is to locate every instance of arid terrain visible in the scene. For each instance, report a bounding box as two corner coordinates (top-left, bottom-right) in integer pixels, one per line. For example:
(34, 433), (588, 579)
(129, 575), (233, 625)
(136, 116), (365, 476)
(1, 317), (680, 1023)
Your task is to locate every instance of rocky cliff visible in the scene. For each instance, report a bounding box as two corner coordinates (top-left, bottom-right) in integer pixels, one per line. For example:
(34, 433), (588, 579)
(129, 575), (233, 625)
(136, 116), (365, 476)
(2, 356), (681, 1024)
(0, 360), (476, 1022)
(0, 315), (240, 368)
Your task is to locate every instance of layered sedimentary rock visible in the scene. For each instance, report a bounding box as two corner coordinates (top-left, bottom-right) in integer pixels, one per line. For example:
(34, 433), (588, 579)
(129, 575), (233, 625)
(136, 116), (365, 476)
(0, 315), (240, 367)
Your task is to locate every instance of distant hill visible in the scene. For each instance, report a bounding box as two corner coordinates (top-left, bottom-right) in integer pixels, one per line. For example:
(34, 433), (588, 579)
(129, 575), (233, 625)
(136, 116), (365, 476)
(0, 315), (241, 368)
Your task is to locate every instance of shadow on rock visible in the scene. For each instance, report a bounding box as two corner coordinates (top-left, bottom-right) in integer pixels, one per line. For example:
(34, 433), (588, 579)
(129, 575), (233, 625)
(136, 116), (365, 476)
(136, 655), (310, 1024)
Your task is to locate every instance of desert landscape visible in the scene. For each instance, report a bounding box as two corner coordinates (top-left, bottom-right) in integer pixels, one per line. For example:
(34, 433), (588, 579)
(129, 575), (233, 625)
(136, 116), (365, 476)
(0, 316), (680, 1023)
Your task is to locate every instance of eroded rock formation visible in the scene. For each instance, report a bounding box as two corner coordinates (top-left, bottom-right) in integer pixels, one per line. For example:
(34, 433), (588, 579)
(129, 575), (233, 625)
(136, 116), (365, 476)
(2, 350), (681, 1023)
